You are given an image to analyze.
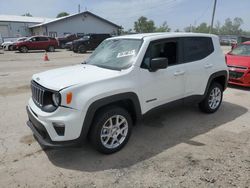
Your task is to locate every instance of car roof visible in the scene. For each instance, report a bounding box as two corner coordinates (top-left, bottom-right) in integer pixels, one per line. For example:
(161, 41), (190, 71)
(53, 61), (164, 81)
(242, 41), (250, 45)
(111, 32), (216, 40)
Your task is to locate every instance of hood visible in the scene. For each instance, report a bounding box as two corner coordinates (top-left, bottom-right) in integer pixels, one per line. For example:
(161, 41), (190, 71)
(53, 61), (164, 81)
(226, 53), (250, 68)
(2, 41), (13, 45)
(32, 64), (123, 91)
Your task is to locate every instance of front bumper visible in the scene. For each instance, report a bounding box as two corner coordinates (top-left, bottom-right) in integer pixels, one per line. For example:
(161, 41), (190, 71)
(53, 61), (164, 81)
(26, 106), (80, 147)
(26, 96), (87, 147)
(228, 69), (250, 87)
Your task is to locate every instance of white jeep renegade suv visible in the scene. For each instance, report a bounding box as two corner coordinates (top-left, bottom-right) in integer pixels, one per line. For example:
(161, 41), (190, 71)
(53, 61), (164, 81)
(26, 33), (228, 154)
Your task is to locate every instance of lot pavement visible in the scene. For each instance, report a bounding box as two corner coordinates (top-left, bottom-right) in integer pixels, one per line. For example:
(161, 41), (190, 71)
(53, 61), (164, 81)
(0, 48), (250, 188)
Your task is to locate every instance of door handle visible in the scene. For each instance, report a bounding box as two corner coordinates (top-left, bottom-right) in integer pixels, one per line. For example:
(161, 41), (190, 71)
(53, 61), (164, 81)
(174, 70), (185, 76)
(205, 64), (213, 69)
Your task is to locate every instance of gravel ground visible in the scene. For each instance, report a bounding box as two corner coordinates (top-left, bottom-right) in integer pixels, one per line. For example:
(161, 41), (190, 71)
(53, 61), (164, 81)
(0, 48), (249, 188)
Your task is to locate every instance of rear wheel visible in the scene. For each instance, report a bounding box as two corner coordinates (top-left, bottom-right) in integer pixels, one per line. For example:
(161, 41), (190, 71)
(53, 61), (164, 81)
(90, 106), (132, 154)
(19, 46), (28, 53)
(60, 43), (65, 49)
(199, 82), (223, 113)
(78, 45), (86, 53)
(48, 46), (55, 52)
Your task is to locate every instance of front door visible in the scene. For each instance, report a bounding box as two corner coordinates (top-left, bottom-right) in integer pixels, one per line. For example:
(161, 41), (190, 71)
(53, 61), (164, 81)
(139, 38), (186, 113)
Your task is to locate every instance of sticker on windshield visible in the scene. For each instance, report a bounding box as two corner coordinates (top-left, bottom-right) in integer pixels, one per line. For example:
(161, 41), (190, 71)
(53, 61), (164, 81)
(117, 49), (136, 58)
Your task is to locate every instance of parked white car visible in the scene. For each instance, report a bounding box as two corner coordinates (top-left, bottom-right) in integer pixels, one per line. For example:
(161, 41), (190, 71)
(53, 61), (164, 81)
(26, 33), (228, 154)
(1, 37), (27, 51)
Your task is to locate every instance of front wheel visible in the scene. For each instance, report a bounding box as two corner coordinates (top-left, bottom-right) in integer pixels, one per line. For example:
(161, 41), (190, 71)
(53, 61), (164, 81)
(199, 82), (223, 113)
(78, 45), (86, 53)
(90, 106), (132, 154)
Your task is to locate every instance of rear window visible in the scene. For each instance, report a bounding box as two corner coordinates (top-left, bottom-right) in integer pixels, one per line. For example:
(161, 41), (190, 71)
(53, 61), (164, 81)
(183, 37), (214, 63)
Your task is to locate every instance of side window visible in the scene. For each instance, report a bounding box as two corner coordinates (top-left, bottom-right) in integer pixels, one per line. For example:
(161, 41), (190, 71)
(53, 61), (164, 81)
(141, 40), (178, 69)
(38, 37), (49, 41)
(30, 37), (37, 42)
(183, 37), (214, 63)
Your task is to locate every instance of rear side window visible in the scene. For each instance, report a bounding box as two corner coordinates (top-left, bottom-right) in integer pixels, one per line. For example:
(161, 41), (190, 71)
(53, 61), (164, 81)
(38, 37), (49, 41)
(183, 37), (214, 63)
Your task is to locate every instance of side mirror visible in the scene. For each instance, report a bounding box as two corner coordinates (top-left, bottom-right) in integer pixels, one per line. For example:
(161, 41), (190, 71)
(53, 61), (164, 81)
(150, 57), (168, 72)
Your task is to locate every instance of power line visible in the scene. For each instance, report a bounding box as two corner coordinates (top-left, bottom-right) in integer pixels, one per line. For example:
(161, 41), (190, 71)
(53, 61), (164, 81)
(194, 0), (213, 26)
(93, 0), (180, 19)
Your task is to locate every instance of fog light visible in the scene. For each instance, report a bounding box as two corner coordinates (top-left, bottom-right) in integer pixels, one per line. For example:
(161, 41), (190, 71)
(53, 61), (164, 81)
(52, 122), (65, 136)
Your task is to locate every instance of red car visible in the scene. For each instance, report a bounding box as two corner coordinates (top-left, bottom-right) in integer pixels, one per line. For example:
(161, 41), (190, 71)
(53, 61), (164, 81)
(15, 36), (58, 53)
(225, 41), (250, 87)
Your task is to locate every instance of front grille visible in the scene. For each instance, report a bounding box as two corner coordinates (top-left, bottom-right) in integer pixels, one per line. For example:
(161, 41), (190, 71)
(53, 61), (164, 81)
(31, 81), (45, 107)
(229, 71), (244, 79)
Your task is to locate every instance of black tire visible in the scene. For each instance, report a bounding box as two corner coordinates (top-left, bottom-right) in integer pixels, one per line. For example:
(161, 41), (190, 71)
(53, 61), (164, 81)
(90, 106), (132, 154)
(199, 82), (223, 113)
(60, 43), (65, 49)
(19, 46), (28, 53)
(8, 45), (13, 51)
(48, 46), (55, 52)
(78, 45), (86, 53)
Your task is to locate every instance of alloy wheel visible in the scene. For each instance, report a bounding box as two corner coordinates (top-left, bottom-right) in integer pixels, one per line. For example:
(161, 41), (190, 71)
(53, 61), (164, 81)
(208, 87), (222, 109)
(100, 115), (128, 149)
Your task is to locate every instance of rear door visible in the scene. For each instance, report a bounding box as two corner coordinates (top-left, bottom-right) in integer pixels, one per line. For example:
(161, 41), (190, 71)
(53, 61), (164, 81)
(37, 37), (49, 50)
(181, 37), (215, 96)
(89, 34), (98, 49)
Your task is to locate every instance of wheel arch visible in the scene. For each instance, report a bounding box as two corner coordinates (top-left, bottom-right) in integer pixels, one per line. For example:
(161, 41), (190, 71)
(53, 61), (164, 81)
(79, 92), (142, 140)
(204, 70), (228, 97)
(19, 45), (29, 51)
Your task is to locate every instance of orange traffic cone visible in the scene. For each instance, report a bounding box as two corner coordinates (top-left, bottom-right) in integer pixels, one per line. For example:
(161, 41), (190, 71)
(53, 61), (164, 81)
(44, 52), (49, 61)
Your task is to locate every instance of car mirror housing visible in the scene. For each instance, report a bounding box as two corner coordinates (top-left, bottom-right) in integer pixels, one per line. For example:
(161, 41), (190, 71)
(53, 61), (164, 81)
(149, 57), (168, 72)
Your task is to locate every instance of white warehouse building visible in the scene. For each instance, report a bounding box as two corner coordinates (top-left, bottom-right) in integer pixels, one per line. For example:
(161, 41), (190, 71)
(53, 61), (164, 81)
(0, 15), (52, 39)
(0, 11), (121, 40)
(30, 11), (121, 37)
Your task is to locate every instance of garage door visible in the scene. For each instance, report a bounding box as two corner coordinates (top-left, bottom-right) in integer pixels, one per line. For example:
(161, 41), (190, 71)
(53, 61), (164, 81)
(0, 25), (9, 37)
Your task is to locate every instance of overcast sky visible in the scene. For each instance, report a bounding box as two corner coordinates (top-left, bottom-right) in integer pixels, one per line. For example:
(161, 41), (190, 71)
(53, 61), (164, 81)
(0, 0), (250, 31)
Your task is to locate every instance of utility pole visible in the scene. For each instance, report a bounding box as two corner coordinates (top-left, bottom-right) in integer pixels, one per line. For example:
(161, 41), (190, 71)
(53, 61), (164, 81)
(210, 0), (217, 33)
(78, 4), (81, 13)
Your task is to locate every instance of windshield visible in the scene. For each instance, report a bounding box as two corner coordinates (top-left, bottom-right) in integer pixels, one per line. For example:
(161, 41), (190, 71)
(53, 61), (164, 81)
(17, 38), (26, 42)
(85, 39), (142, 70)
(230, 44), (250, 56)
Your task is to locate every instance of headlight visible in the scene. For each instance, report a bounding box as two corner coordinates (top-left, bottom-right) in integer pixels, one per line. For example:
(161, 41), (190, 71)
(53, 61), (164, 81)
(52, 93), (61, 106)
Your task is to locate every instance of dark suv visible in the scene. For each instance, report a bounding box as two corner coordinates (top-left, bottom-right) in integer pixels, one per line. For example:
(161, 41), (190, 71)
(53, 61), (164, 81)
(15, 36), (58, 53)
(72, 34), (111, 53)
(57, 34), (81, 48)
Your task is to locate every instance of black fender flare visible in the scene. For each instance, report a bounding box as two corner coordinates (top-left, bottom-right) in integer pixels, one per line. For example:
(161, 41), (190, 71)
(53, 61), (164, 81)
(79, 92), (142, 140)
(203, 70), (228, 97)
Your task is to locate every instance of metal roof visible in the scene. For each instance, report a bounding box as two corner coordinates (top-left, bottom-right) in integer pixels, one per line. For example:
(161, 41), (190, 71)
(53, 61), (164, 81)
(0, 15), (53, 23)
(29, 11), (121, 29)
